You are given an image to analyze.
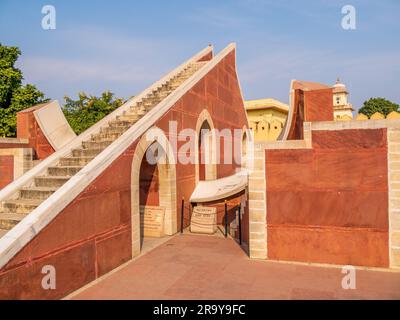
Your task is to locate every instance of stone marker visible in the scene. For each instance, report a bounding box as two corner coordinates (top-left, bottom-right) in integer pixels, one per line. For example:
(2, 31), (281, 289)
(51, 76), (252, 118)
(140, 206), (165, 237)
(190, 206), (217, 234)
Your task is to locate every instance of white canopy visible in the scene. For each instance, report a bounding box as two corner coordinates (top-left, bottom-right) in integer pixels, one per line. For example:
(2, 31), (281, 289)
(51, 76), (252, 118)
(190, 170), (248, 203)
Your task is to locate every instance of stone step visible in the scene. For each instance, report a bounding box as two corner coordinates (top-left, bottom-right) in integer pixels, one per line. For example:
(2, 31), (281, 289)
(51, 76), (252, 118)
(82, 140), (113, 150)
(135, 102), (153, 110)
(59, 156), (94, 167)
(153, 92), (170, 100)
(123, 108), (141, 116)
(115, 113), (139, 122)
(108, 119), (134, 128)
(158, 83), (172, 91)
(0, 199), (42, 214)
(154, 87), (171, 95)
(100, 126), (127, 135)
(175, 75), (190, 82)
(0, 213), (26, 230)
(137, 107), (147, 115)
(48, 166), (82, 176)
(117, 114), (141, 123)
(178, 71), (194, 77)
(170, 83), (181, 90)
(19, 186), (58, 200)
(72, 147), (103, 158)
(142, 97), (162, 105)
(91, 132), (121, 142)
(34, 176), (70, 188)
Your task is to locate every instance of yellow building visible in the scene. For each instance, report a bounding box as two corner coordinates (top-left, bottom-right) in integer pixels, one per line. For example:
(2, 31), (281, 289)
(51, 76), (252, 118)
(333, 78), (354, 120)
(245, 98), (289, 141)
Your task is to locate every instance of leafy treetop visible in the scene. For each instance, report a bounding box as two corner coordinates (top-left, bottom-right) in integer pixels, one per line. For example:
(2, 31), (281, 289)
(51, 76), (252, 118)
(63, 91), (124, 135)
(0, 43), (49, 137)
(358, 97), (399, 117)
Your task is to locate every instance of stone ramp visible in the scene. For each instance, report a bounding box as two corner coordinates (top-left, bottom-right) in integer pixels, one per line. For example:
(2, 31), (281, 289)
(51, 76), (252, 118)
(0, 61), (206, 239)
(0, 43), (245, 299)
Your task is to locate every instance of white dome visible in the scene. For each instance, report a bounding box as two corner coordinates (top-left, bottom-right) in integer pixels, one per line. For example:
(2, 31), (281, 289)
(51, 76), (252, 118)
(333, 78), (347, 93)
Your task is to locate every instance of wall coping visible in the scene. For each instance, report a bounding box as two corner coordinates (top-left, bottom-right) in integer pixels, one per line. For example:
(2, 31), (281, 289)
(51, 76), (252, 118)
(258, 119), (400, 151)
(312, 119), (400, 131)
(0, 138), (29, 145)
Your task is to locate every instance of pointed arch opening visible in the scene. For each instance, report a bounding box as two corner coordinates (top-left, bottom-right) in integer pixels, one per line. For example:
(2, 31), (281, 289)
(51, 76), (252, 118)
(131, 128), (177, 257)
(195, 109), (217, 183)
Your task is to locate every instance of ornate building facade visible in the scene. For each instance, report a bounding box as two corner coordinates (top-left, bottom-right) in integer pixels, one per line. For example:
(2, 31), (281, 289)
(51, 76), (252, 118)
(245, 98), (288, 141)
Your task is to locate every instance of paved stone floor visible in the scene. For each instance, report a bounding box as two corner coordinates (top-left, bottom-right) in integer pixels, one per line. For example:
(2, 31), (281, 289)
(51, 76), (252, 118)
(70, 234), (400, 300)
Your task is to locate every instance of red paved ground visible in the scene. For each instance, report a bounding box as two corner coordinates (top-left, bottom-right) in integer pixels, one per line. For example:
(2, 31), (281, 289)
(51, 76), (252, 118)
(71, 234), (400, 300)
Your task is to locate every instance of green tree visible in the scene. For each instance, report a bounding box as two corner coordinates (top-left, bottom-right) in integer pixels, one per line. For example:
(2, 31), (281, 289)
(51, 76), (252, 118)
(359, 97), (399, 117)
(0, 44), (49, 137)
(63, 91), (124, 134)
(0, 45), (22, 109)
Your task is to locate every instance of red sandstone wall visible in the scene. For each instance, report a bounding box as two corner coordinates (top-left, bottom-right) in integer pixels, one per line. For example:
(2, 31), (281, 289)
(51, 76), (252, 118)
(0, 156), (14, 189)
(0, 49), (247, 299)
(265, 128), (389, 267)
(17, 110), (55, 159)
(287, 88), (334, 140)
(197, 50), (213, 62)
(0, 143), (29, 149)
(303, 88), (334, 122)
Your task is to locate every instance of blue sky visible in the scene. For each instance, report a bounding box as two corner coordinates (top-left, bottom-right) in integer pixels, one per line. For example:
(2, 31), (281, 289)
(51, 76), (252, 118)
(0, 0), (399, 110)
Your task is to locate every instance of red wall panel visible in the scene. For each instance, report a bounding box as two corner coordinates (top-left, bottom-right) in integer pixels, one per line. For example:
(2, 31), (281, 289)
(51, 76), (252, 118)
(0, 155), (14, 189)
(17, 110), (55, 160)
(266, 128), (389, 267)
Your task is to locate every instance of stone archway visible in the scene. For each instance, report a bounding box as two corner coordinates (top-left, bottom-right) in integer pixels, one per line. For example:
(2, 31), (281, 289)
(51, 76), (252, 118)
(195, 109), (217, 183)
(131, 127), (177, 257)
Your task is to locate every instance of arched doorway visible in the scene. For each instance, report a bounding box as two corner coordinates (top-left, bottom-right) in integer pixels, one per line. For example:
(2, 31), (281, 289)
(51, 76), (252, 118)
(198, 120), (211, 181)
(195, 109), (217, 183)
(131, 128), (177, 257)
(139, 148), (159, 207)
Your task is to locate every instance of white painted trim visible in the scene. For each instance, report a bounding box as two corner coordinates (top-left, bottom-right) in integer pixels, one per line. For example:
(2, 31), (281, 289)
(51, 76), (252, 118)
(312, 119), (400, 131)
(0, 44), (239, 270)
(279, 79), (296, 141)
(190, 170), (248, 203)
(0, 138), (29, 145)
